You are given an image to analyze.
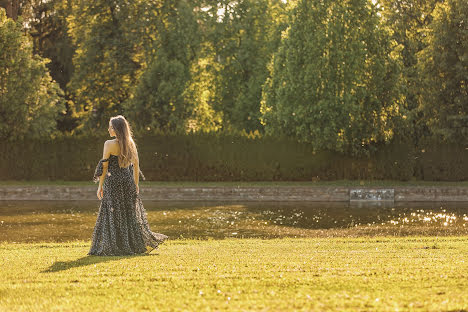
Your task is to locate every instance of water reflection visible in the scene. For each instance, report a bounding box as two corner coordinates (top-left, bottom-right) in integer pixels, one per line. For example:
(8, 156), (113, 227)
(0, 200), (467, 243)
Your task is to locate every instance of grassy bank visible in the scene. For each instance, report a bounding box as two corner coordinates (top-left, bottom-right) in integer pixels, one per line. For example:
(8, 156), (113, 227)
(2, 180), (468, 187)
(1, 237), (467, 311)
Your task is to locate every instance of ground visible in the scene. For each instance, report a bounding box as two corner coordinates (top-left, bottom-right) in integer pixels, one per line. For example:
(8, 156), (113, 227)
(1, 237), (467, 311)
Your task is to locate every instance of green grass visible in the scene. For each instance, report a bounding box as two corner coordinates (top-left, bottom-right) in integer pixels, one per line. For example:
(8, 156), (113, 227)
(2, 179), (468, 187)
(1, 237), (467, 311)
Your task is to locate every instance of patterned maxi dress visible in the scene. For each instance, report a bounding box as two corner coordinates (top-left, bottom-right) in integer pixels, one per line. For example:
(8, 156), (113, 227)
(88, 154), (168, 256)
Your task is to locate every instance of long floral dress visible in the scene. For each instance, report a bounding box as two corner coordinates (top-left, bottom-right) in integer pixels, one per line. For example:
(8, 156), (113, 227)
(88, 154), (168, 256)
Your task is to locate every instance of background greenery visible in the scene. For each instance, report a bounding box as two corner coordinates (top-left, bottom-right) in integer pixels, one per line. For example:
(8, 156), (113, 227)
(0, 0), (466, 180)
(1, 132), (468, 181)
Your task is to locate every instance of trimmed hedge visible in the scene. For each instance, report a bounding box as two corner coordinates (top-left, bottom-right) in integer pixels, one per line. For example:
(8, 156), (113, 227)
(0, 133), (466, 181)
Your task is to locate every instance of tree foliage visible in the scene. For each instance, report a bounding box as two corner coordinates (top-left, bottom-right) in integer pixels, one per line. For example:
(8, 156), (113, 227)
(0, 8), (64, 141)
(23, 0), (79, 132)
(418, 0), (468, 143)
(67, 0), (143, 132)
(380, 0), (443, 142)
(261, 0), (404, 155)
(2, 0), (466, 157)
(124, 0), (201, 134)
(210, 0), (288, 133)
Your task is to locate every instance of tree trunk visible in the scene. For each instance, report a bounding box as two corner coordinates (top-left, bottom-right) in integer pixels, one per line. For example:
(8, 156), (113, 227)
(2, 0), (19, 20)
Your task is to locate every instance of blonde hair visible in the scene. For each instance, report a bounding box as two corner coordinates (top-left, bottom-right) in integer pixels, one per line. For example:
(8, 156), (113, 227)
(109, 115), (138, 168)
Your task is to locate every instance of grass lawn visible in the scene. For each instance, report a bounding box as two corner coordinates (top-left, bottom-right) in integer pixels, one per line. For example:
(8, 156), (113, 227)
(2, 180), (468, 187)
(1, 237), (467, 311)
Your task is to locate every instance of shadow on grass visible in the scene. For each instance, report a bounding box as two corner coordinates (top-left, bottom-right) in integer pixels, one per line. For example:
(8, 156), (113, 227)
(41, 252), (159, 273)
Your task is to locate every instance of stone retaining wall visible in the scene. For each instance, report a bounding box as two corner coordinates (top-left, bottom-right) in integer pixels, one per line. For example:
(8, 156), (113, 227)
(2, 185), (468, 201)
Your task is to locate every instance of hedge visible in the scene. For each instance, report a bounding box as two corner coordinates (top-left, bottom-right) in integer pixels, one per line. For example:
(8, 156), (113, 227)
(1, 133), (466, 181)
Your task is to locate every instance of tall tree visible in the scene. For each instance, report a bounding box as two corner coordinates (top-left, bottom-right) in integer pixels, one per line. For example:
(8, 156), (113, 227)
(25, 0), (78, 132)
(0, 0), (20, 20)
(123, 0), (202, 134)
(418, 0), (468, 143)
(67, 0), (142, 132)
(380, 0), (443, 142)
(210, 0), (289, 133)
(0, 8), (65, 141)
(260, 0), (404, 156)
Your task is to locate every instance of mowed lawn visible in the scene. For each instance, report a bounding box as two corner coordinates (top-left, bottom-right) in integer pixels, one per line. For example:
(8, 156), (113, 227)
(1, 237), (467, 311)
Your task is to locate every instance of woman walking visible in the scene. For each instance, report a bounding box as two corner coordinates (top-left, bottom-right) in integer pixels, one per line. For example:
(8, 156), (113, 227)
(88, 115), (168, 256)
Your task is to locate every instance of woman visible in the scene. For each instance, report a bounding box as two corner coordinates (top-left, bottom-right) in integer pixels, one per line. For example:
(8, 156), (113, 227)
(88, 115), (168, 256)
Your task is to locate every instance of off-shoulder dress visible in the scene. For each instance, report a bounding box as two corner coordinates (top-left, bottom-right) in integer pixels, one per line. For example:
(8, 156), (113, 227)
(88, 154), (168, 256)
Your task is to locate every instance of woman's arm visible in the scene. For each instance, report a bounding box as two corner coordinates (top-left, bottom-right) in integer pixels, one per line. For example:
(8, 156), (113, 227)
(98, 141), (111, 188)
(133, 152), (139, 187)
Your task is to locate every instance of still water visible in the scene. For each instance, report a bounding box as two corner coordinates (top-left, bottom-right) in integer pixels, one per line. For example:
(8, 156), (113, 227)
(0, 200), (467, 243)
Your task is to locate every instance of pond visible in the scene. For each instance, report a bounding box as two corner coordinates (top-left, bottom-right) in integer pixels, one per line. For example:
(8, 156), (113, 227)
(0, 200), (467, 243)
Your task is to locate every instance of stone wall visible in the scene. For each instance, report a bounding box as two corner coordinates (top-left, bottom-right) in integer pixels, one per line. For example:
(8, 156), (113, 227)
(2, 185), (468, 201)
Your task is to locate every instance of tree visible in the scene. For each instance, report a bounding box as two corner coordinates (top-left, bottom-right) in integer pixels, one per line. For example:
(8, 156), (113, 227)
(260, 0), (403, 156)
(124, 0), (202, 134)
(24, 0), (78, 132)
(0, 0), (20, 20)
(418, 0), (468, 143)
(67, 0), (142, 132)
(0, 8), (65, 141)
(380, 0), (443, 143)
(208, 0), (289, 133)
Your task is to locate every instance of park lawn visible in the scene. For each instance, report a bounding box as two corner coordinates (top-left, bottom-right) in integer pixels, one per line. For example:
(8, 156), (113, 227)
(1, 237), (467, 311)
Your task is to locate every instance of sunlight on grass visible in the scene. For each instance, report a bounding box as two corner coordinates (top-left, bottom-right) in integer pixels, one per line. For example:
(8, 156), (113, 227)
(1, 237), (467, 311)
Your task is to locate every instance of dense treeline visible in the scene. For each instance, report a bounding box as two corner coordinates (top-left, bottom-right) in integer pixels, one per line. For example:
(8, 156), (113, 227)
(0, 0), (467, 177)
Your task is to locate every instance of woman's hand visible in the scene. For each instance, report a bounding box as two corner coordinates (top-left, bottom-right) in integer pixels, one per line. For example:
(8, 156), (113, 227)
(136, 184), (139, 195)
(97, 185), (103, 200)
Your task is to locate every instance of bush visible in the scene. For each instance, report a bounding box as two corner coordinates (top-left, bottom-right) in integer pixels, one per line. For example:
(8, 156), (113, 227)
(2, 132), (466, 182)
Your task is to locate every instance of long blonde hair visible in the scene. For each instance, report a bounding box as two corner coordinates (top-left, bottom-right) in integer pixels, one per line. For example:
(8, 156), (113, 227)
(110, 115), (138, 168)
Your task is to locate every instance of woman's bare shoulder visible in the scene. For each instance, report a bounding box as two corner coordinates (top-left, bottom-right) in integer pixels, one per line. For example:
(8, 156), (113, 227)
(105, 138), (119, 145)
(104, 139), (119, 153)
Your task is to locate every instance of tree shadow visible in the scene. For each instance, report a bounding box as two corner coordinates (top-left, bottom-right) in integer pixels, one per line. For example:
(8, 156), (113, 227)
(41, 252), (159, 273)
